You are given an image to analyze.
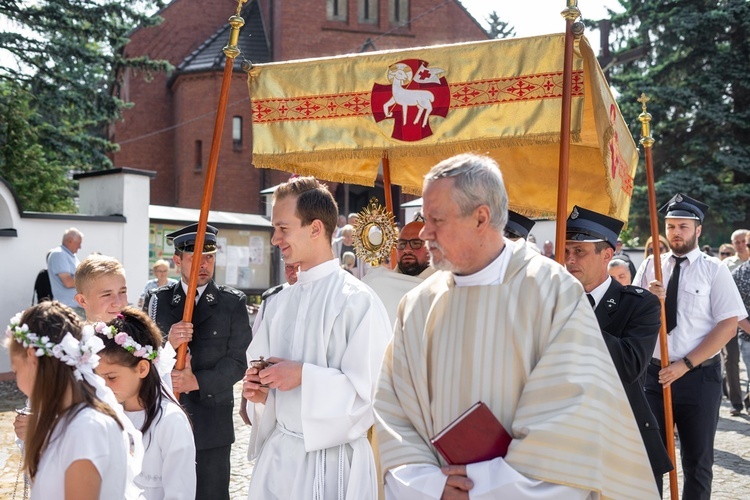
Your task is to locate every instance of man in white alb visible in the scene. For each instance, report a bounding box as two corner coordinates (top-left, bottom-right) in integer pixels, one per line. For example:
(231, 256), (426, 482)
(362, 218), (435, 326)
(243, 176), (391, 499)
(374, 153), (658, 499)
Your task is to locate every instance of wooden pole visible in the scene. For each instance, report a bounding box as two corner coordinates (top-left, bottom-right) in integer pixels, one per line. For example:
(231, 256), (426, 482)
(555, 1), (580, 265)
(382, 157), (397, 268)
(639, 93), (679, 498)
(174, 1), (248, 388)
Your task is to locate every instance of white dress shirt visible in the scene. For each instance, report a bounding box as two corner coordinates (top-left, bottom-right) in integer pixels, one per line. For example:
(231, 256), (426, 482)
(633, 246), (747, 360)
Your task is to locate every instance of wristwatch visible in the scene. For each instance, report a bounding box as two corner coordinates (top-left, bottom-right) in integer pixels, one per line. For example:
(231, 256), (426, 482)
(683, 356), (695, 370)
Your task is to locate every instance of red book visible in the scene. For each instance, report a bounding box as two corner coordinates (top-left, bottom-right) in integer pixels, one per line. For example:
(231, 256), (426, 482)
(430, 401), (512, 465)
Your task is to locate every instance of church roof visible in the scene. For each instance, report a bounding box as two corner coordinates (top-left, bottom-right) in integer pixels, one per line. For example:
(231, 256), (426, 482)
(174, 1), (270, 76)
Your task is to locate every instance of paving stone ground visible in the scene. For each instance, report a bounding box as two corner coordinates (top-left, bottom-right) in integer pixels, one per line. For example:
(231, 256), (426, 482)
(2, 379), (750, 499)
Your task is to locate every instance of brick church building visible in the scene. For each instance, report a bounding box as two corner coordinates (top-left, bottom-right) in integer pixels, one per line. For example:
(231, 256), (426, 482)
(110, 0), (489, 217)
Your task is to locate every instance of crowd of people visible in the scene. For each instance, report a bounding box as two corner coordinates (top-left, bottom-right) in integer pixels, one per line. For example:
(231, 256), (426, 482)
(8, 152), (750, 499)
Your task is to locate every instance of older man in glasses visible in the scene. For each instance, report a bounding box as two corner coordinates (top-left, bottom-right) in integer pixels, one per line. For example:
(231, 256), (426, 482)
(362, 218), (435, 326)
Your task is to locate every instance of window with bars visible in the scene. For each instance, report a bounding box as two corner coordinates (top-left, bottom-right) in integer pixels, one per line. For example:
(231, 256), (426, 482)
(359, 0), (378, 24)
(326, 0), (348, 21)
(389, 0), (408, 25)
(194, 140), (202, 170)
(232, 116), (242, 150)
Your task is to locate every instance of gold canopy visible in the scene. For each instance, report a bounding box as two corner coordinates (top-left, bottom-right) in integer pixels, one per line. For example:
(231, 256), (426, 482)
(247, 34), (637, 222)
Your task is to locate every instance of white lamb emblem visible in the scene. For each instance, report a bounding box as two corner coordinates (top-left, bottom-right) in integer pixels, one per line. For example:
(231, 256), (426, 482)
(383, 63), (444, 128)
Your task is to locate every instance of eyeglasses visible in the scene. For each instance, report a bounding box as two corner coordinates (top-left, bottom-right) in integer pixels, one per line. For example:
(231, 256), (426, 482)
(721, 252), (733, 257)
(396, 239), (424, 250)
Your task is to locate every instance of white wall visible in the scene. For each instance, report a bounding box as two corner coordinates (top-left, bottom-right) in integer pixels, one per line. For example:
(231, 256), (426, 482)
(0, 169), (152, 374)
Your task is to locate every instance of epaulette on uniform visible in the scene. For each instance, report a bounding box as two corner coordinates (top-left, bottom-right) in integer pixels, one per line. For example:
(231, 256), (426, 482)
(151, 283), (175, 295)
(261, 284), (285, 301)
(622, 285), (648, 297)
(218, 284), (244, 298)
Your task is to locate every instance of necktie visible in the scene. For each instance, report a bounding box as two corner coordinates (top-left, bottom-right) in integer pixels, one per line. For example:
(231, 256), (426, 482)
(665, 256), (687, 332)
(587, 294), (595, 308)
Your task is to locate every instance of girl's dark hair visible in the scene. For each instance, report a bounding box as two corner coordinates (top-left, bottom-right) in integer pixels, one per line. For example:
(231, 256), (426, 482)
(97, 307), (186, 441)
(11, 301), (121, 479)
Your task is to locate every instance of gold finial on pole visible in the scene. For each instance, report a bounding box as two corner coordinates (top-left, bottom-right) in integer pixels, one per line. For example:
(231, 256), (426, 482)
(561, 0), (580, 22)
(224, 0), (248, 59)
(638, 93), (654, 149)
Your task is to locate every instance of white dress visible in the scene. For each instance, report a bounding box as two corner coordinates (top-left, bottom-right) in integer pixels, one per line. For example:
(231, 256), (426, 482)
(125, 400), (196, 500)
(246, 259), (391, 500)
(31, 406), (130, 500)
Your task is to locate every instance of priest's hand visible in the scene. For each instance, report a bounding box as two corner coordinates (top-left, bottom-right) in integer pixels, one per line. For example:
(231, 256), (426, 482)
(242, 367), (269, 404)
(168, 321), (193, 349)
(647, 280), (666, 300)
(261, 357), (302, 391)
(172, 355), (199, 393)
(440, 465), (473, 499)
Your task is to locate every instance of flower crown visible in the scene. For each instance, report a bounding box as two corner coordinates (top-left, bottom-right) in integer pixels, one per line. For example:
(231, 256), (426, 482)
(6, 312), (103, 379)
(93, 320), (160, 362)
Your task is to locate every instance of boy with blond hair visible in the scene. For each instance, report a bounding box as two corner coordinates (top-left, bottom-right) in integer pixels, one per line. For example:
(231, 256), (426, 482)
(74, 254), (129, 322)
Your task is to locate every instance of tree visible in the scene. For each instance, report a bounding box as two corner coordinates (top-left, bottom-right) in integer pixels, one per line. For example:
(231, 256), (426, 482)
(485, 11), (516, 39)
(607, 0), (750, 245)
(0, 82), (76, 212)
(0, 0), (172, 212)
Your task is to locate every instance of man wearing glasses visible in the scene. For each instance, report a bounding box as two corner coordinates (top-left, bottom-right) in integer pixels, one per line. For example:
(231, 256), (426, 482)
(362, 218), (435, 326)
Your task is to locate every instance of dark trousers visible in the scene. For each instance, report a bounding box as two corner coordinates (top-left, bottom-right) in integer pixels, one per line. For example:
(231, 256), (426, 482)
(196, 445), (231, 500)
(722, 335), (743, 410)
(645, 362), (722, 500)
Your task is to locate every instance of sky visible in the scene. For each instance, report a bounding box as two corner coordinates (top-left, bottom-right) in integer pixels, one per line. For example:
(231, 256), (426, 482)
(459, 0), (623, 37)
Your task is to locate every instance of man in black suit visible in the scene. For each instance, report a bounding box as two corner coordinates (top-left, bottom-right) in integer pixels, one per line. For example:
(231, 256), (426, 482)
(144, 223), (252, 500)
(565, 206), (673, 484)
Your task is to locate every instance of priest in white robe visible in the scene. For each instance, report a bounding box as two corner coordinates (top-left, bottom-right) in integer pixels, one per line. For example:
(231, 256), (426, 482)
(243, 176), (391, 500)
(362, 220), (435, 326)
(374, 153), (659, 499)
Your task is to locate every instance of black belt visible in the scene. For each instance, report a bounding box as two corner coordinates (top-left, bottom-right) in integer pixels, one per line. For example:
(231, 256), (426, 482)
(650, 355), (720, 369)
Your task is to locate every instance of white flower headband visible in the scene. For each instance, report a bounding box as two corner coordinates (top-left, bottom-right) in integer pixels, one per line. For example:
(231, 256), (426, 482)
(6, 312), (103, 380)
(6, 310), (145, 486)
(93, 320), (161, 363)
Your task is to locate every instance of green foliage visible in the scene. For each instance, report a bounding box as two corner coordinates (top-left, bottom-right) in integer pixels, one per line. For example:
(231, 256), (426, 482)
(0, 0), (172, 211)
(0, 83), (75, 212)
(608, 0), (750, 246)
(485, 11), (516, 39)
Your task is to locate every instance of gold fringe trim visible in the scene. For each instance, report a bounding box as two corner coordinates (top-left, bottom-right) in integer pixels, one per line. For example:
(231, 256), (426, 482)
(252, 132), (584, 171)
(253, 162), (376, 186)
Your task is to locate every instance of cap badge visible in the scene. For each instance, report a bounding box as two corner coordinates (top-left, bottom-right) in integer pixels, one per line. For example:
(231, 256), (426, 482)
(675, 194), (683, 202)
(571, 207), (579, 220)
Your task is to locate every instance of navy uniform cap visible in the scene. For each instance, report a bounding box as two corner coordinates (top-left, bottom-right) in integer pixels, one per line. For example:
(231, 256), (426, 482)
(659, 193), (708, 223)
(505, 210), (536, 239)
(566, 205), (624, 250)
(167, 223), (219, 253)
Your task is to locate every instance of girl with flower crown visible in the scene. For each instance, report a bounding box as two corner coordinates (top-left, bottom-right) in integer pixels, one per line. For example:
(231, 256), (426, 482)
(5, 301), (143, 499)
(94, 306), (196, 500)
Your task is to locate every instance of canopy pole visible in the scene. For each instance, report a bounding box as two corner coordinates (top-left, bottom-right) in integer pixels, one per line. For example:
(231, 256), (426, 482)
(174, 0), (248, 393)
(555, 1), (580, 265)
(639, 93), (679, 498)
(382, 157), (397, 268)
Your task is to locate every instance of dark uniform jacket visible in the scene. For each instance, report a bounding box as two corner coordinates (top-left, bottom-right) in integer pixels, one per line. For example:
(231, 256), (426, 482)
(594, 278), (674, 476)
(144, 280), (252, 450)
